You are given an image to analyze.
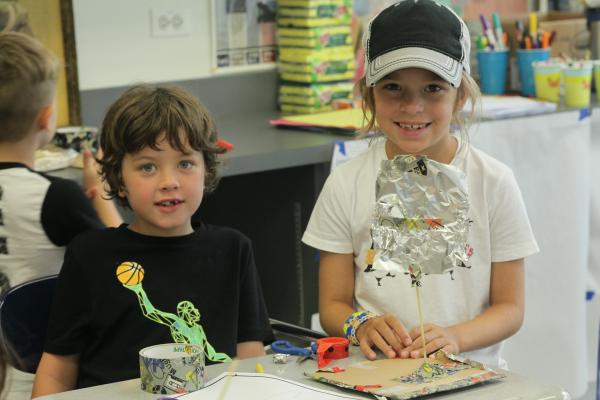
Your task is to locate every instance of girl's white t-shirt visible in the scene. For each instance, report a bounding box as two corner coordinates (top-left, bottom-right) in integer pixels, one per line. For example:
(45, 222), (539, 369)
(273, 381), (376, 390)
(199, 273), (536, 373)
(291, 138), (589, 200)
(302, 138), (539, 369)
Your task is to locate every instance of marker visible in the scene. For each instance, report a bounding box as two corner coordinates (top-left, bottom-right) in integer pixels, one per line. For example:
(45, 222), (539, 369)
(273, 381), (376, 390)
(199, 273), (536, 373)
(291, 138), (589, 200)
(255, 362), (265, 373)
(479, 14), (497, 50)
(515, 20), (524, 48)
(548, 30), (557, 46)
(476, 35), (487, 50)
(492, 13), (504, 50)
(529, 13), (538, 48)
(524, 35), (532, 50)
(541, 31), (549, 49)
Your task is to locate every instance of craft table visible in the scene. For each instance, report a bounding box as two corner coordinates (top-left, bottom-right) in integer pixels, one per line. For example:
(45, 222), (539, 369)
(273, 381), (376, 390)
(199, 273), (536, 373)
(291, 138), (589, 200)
(36, 348), (568, 400)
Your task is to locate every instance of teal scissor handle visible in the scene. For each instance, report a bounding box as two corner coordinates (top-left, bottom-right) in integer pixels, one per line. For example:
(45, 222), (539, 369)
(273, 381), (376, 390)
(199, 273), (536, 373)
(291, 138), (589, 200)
(271, 340), (313, 357)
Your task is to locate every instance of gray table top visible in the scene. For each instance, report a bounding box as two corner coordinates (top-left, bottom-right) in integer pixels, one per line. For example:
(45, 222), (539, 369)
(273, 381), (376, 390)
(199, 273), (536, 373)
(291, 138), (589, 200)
(37, 350), (569, 400)
(216, 111), (354, 176)
(49, 111), (350, 181)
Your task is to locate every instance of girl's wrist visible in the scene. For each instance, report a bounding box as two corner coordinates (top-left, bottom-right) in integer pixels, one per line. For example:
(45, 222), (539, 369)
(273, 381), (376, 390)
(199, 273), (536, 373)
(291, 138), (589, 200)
(343, 310), (377, 345)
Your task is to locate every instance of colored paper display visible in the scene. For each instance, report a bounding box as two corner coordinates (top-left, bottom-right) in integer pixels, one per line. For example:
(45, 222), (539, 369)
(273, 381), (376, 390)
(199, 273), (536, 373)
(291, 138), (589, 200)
(313, 351), (504, 399)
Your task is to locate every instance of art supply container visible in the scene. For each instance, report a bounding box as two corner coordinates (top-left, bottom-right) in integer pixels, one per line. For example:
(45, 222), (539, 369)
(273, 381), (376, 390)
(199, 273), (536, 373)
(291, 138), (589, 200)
(517, 48), (551, 96)
(139, 343), (205, 397)
(563, 62), (593, 108)
(594, 61), (600, 96)
(532, 61), (562, 103)
(477, 50), (509, 94)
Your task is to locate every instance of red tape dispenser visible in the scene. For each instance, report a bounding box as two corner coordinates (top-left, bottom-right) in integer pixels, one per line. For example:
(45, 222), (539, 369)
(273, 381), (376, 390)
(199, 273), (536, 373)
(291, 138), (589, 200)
(316, 337), (349, 369)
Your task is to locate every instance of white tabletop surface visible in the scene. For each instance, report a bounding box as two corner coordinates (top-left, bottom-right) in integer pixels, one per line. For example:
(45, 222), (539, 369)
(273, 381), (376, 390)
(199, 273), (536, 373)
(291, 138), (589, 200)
(33, 349), (569, 400)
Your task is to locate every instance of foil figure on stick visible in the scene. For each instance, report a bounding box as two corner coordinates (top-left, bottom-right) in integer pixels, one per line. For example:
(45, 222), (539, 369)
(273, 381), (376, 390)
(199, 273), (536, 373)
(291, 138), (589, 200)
(371, 154), (471, 363)
(371, 155), (471, 282)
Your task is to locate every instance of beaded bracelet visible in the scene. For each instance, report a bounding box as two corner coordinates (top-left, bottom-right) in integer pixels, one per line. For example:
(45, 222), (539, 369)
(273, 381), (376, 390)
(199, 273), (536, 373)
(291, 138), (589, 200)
(343, 310), (377, 345)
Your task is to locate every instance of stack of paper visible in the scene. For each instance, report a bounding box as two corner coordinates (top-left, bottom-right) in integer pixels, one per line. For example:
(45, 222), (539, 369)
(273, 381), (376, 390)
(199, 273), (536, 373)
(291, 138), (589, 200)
(270, 108), (366, 134)
(271, 95), (558, 135)
(467, 95), (558, 119)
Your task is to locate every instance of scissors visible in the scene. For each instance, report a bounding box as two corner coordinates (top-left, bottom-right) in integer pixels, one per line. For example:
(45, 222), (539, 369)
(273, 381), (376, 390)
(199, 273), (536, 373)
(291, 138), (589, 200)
(270, 340), (316, 357)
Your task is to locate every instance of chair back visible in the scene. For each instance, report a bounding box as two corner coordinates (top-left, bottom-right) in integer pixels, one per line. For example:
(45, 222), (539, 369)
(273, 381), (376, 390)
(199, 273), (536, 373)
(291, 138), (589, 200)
(0, 275), (58, 373)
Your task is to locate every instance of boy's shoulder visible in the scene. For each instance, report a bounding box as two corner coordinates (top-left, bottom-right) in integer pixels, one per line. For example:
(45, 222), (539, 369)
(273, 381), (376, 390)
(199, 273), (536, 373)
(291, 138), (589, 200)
(68, 223), (251, 250)
(68, 224), (120, 247)
(194, 222), (251, 247)
(0, 161), (84, 189)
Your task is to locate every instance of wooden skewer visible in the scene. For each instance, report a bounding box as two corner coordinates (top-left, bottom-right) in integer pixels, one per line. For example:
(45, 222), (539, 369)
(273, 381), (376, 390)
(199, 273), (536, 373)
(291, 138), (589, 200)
(415, 285), (428, 361)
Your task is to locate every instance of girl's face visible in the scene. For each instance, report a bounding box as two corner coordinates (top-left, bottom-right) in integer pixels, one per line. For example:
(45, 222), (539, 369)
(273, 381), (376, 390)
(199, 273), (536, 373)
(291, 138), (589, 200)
(119, 132), (205, 237)
(373, 68), (464, 163)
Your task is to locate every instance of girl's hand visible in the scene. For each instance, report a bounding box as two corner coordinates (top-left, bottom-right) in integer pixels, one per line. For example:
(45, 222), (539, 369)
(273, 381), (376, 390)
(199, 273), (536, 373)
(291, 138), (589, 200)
(400, 324), (460, 358)
(356, 314), (412, 360)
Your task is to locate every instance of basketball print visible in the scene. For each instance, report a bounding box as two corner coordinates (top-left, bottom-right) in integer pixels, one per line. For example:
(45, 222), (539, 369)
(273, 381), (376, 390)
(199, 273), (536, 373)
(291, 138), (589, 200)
(116, 261), (145, 286)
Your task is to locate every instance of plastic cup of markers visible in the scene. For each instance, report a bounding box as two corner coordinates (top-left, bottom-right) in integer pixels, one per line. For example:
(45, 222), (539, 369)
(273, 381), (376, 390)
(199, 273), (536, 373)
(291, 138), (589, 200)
(477, 50), (509, 94)
(532, 61), (562, 103)
(563, 62), (593, 109)
(594, 61), (600, 97)
(516, 48), (551, 97)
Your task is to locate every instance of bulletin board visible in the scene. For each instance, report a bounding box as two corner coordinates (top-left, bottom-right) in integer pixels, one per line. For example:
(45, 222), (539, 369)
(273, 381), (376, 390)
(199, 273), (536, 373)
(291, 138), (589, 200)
(0, 0), (80, 126)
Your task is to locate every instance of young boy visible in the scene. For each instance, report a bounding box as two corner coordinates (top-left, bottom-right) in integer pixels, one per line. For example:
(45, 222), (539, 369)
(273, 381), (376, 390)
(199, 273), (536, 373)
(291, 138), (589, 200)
(0, 32), (122, 295)
(32, 85), (273, 396)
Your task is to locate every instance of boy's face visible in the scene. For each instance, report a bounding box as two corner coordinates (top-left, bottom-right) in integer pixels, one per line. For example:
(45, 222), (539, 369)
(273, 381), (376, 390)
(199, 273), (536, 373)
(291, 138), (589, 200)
(119, 131), (205, 237)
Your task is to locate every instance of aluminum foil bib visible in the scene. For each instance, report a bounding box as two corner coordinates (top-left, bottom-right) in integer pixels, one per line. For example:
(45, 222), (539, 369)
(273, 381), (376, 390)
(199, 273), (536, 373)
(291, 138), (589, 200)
(371, 155), (470, 279)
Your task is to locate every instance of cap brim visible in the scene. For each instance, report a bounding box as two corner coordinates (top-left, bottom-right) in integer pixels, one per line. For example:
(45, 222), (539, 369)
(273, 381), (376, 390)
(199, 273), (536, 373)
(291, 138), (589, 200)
(366, 47), (463, 87)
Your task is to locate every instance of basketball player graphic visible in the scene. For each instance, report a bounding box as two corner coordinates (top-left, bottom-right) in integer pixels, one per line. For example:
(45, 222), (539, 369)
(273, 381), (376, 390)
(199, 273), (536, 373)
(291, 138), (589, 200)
(115, 262), (231, 363)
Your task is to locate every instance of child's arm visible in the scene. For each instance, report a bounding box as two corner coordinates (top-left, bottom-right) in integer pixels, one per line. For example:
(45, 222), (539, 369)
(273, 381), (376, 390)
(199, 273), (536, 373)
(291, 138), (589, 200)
(82, 149), (123, 227)
(402, 258), (525, 358)
(236, 341), (266, 358)
(31, 352), (80, 398)
(319, 251), (412, 360)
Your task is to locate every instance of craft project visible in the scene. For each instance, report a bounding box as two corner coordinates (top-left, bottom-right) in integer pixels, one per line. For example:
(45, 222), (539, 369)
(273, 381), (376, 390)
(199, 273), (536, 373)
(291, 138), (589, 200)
(115, 262), (231, 363)
(371, 155), (471, 360)
(313, 351), (504, 400)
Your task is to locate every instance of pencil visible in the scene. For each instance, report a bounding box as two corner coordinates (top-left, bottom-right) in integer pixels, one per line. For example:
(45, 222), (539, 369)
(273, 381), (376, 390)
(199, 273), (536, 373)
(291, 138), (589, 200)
(217, 358), (240, 400)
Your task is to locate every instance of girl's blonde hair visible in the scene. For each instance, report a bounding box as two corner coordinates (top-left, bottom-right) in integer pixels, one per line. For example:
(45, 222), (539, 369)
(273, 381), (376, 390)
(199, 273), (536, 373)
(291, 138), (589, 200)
(358, 72), (481, 147)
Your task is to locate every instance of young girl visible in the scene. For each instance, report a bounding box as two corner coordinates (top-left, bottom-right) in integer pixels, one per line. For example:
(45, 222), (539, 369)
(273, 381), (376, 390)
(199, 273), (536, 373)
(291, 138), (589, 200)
(302, 0), (538, 369)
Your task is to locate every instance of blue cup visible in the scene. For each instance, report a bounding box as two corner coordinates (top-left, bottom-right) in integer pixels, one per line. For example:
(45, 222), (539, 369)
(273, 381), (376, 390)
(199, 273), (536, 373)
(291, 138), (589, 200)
(477, 50), (509, 94)
(517, 48), (551, 96)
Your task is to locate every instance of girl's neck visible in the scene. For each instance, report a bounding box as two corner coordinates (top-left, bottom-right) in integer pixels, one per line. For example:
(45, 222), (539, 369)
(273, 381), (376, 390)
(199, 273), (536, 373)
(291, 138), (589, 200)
(385, 135), (458, 164)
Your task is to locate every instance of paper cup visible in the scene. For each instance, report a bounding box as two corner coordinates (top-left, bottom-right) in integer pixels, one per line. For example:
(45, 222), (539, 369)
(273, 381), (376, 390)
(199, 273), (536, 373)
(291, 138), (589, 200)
(477, 50), (509, 95)
(533, 62), (562, 103)
(563, 62), (593, 108)
(517, 48), (551, 96)
(139, 343), (205, 397)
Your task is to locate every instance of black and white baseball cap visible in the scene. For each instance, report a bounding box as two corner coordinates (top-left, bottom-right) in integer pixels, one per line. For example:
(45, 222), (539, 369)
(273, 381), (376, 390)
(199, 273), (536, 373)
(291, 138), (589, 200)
(364, 0), (471, 88)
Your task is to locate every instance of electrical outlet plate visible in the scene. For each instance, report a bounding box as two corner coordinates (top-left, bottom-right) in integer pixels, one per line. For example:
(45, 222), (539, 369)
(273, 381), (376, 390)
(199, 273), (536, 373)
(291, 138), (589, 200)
(150, 8), (192, 37)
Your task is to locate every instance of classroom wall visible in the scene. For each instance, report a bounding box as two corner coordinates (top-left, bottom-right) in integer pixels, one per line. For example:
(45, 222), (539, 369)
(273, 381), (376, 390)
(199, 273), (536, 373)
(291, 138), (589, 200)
(73, 0), (212, 90)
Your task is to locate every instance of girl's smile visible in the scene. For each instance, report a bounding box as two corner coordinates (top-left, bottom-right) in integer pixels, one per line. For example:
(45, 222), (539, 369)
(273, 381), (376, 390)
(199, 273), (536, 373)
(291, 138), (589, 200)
(373, 68), (464, 163)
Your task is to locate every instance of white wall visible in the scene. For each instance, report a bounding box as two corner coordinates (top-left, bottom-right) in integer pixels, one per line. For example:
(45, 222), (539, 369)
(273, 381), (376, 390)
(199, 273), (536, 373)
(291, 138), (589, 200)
(73, 0), (212, 90)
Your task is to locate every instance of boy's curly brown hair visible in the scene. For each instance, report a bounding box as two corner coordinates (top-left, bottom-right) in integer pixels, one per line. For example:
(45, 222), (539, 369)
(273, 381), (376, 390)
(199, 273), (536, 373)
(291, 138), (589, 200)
(98, 85), (225, 208)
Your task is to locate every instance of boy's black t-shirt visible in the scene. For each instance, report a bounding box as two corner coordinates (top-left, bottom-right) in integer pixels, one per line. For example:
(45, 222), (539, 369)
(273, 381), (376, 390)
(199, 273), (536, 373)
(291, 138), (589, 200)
(45, 223), (274, 388)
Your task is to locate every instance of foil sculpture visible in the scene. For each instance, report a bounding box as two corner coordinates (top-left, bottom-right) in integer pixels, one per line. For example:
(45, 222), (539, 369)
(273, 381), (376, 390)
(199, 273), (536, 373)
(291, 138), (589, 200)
(371, 155), (471, 283)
